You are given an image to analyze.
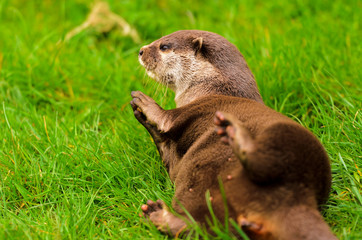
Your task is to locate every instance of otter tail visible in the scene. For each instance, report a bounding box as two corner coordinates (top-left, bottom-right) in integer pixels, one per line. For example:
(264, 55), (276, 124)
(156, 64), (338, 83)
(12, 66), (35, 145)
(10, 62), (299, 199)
(237, 205), (337, 240)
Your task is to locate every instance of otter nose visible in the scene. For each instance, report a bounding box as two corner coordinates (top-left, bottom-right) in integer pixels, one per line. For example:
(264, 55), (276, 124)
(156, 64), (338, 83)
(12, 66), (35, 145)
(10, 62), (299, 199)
(139, 49), (144, 56)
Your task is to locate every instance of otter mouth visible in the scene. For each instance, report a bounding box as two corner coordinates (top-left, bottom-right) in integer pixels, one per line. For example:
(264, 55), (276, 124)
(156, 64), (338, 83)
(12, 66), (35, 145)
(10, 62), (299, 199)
(138, 56), (148, 69)
(139, 62), (155, 79)
(138, 53), (175, 88)
(138, 56), (161, 82)
(138, 56), (157, 72)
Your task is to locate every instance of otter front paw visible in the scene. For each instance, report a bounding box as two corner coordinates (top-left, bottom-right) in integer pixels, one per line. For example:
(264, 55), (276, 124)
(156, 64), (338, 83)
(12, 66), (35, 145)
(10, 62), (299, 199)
(130, 91), (166, 131)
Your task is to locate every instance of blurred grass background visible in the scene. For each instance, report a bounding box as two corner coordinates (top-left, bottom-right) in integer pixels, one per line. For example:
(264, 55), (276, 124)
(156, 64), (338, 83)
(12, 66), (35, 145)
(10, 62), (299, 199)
(0, 0), (361, 239)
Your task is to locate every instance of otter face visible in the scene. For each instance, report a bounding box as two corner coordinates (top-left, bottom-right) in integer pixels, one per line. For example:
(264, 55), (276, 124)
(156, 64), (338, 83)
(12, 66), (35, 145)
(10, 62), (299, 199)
(138, 32), (207, 91)
(138, 30), (262, 104)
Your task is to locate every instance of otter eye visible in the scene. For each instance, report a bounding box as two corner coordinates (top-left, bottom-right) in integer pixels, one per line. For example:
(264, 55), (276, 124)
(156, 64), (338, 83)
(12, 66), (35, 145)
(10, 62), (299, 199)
(160, 44), (171, 51)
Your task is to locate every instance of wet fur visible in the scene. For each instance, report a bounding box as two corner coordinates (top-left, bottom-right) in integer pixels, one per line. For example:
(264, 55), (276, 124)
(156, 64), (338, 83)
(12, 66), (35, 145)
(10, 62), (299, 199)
(131, 30), (336, 239)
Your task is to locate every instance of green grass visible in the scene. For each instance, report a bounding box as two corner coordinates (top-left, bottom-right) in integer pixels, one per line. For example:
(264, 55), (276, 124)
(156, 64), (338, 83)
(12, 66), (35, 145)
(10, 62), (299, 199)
(0, 0), (361, 239)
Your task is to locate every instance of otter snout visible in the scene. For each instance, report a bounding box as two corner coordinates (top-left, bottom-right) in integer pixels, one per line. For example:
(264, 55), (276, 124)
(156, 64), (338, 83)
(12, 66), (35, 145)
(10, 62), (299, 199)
(139, 45), (148, 56)
(138, 46), (148, 67)
(138, 44), (159, 72)
(138, 46), (147, 59)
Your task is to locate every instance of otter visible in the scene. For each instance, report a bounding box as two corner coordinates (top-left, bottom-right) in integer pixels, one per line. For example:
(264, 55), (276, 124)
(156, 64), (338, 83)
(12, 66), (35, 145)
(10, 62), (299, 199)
(130, 30), (336, 239)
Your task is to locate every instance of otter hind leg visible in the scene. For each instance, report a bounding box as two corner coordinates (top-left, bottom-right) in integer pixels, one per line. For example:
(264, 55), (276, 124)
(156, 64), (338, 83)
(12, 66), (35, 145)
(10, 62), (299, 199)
(214, 111), (254, 165)
(141, 199), (187, 236)
(214, 111), (277, 183)
(214, 111), (293, 183)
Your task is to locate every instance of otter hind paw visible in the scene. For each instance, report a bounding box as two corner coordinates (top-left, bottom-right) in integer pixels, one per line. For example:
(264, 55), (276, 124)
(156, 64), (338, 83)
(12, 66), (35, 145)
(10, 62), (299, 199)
(141, 199), (187, 236)
(141, 199), (164, 218)
(214, 111), (254, 163)
(214, 111), (238, 145)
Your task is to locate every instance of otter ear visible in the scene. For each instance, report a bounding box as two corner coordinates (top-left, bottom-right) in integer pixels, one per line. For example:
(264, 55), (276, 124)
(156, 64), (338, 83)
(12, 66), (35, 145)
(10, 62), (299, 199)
(192, 37), (203, 55)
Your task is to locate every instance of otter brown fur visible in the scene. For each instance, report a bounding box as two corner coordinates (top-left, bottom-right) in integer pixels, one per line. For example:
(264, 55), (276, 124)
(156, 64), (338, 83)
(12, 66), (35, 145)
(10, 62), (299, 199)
(130, 30), (336, 239)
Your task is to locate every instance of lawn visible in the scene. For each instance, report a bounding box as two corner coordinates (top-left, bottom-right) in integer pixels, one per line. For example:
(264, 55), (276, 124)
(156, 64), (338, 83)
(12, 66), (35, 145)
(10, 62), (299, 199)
(0, 0), (361, 239)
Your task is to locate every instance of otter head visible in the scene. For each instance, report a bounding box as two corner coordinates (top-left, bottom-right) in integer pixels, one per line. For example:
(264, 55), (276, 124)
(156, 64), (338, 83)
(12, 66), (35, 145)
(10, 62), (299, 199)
(138, 31), (212, 91)
(139, 30), (263, 106)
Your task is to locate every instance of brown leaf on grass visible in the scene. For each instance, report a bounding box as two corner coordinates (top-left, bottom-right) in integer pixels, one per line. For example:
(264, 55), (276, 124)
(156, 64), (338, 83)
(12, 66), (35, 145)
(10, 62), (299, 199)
(63, 1), (140, 43)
